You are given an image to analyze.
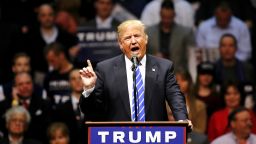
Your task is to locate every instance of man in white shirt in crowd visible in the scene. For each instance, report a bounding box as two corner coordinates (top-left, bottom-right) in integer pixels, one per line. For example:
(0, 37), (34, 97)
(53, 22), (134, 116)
(140, 0), (194, 28)
(212, 107), (256, 144)
(196, 1), (252, 62)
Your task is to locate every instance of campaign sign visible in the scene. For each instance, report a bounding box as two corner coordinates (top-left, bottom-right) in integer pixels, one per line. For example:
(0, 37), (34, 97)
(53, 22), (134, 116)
(76, 27), (121, 64)
(88, 126), (186, 144)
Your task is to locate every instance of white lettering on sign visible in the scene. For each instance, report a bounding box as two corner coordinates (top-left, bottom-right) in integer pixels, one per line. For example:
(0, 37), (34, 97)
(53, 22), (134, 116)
(98, 131), (109, 143)
(165, 131), (177, 143)
(113, 131), (125, 143)
(146, 131), (161, 143)
(77, 31), (117, 42)
(97, 131), (177, 143)
(129, 131), (141, 143)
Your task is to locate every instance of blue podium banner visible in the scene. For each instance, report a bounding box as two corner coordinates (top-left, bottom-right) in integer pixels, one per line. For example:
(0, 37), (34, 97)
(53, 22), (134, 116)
(88, 126), (186, 144)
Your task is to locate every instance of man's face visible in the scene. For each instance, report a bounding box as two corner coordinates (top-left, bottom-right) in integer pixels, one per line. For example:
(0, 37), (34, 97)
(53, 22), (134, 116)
(95, 0), (113, 19)
(38, 5), (55, 28)
(219, 36), (236, 61)
(118, 25), (148, 60)
(69, 70), (83, 93)
(46, 51), (62, 70)
(7, 113), (27, 136)
(12, 57), (31, 74)
(15, 74), (33, 98)
(160, 8), (175, 27)
(215, 8), (232, 28)
(231, 111), (252, 137)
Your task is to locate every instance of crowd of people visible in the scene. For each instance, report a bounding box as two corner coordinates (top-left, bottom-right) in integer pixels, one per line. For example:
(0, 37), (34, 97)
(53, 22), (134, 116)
(1, 0), (256, 143)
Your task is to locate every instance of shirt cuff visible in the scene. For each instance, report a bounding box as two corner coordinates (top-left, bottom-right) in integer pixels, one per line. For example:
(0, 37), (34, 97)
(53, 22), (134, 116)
(82, 87), (95, 98)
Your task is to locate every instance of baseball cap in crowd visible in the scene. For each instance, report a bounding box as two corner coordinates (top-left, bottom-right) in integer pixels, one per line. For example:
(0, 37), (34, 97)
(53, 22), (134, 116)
(197, 62), (215, 75)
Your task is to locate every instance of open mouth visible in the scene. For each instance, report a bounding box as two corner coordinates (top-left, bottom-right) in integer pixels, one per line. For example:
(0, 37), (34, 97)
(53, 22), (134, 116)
(131, 47), (139, 52)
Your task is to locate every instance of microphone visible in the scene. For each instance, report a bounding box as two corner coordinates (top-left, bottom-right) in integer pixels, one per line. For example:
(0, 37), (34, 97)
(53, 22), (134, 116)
(131, 55), (139, 71)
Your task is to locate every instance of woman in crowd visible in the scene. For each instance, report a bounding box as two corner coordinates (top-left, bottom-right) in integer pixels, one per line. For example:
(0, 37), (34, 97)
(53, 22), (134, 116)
(48, 122), (70, 144)
(208, 82), (256, 141)
(194, 62), (222, 118)
(175, 68), (207, 133)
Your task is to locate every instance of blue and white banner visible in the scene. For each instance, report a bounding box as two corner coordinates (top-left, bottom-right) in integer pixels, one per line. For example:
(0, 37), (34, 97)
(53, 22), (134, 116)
(76, 27), (121, 63)
(88, 126), (186, 144)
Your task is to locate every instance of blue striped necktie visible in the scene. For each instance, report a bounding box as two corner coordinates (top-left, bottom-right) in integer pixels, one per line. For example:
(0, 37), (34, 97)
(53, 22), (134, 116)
(132, 67), (145, 121)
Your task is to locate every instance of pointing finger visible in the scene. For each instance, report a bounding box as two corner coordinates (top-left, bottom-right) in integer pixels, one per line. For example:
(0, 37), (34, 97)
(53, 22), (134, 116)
(87, 60), (92, 68)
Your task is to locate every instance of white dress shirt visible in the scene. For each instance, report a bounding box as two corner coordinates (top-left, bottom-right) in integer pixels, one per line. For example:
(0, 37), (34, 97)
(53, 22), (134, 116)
(196, 16), (252, 61)
(125, 55), (146, 119)
(211, 132), (256, 144)
(82, 55), (146, 120)
(140, 0), (194, 28)
(71, 95), (80, 111)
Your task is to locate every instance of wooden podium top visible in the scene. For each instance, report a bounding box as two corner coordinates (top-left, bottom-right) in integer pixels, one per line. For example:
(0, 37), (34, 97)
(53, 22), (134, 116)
(85, 121), (189, 127)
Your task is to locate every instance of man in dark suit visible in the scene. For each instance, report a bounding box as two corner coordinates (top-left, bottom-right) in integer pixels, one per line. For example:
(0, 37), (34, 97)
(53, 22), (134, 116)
(0, 72), (52, 143)
(79, 20), (191, 124)
(55, 69), (86, 144)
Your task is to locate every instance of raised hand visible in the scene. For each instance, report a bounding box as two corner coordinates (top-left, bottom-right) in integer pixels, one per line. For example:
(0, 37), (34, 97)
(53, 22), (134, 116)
(79, 60), (97, 90)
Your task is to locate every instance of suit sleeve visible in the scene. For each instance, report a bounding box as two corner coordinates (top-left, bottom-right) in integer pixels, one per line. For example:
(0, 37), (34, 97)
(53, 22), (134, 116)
(79, 66), (106, 121)
(165, 63), (188, 120)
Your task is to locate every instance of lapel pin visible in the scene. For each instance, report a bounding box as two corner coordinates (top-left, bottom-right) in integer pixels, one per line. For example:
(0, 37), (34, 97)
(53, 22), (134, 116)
(152, 68), (155, 72)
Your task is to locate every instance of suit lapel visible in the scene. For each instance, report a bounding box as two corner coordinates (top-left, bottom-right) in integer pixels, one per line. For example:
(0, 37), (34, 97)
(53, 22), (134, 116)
(144, 55), (158, 117)
(114, 55), (131, 119)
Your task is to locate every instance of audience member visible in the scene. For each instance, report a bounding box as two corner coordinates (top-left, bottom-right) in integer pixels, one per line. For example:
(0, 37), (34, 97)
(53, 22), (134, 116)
(0, 72), (52, 143)
(43, 42), (74, 106)
(25, 3), (78, 84)
(166, 101), (209, 144)
(208, 82), (256, 141)
(196, 0), (254, 28)
(141, 0), (195, 28)
(215, 34), (255, 86)
(212, 107), (256, 144)
(55, 0), (83, 35)
(116, 0), (151, 18)
(84, 0), (120, 29)
(54, 69), (86, 144)
(196, 1), (252, 62)
(55, 11), (79, 35)
(195, 62), (222, 118)
(175, 68), (207, 133)
(0, 106), (42, 144)
(0, 53), (33, 102)
(146, 0), (195, 70)
(47, 122), (70, 144)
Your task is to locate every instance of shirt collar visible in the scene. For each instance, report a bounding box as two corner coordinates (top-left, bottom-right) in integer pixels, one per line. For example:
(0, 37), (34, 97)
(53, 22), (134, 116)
(231, 132), (252, 143)
(71, 96), (79, 104)
(96, 16), (113, 29)
(71, 95), (80, 109)
(9, 135), (23, 144)
(124, 55), (146, 70)
(212, 16), (234, 29)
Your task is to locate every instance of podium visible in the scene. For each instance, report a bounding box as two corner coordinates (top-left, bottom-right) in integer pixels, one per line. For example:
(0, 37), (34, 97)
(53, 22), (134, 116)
(86, 121), (189, 144)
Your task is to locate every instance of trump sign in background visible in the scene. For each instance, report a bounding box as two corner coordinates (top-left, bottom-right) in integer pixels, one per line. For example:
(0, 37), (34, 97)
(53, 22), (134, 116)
(76, 27), (121, 66)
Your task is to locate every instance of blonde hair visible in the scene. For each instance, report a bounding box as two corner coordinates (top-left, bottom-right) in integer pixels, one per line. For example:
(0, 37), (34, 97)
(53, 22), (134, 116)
(117, 20), (147, 38)
(47, 122), (69, 140)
